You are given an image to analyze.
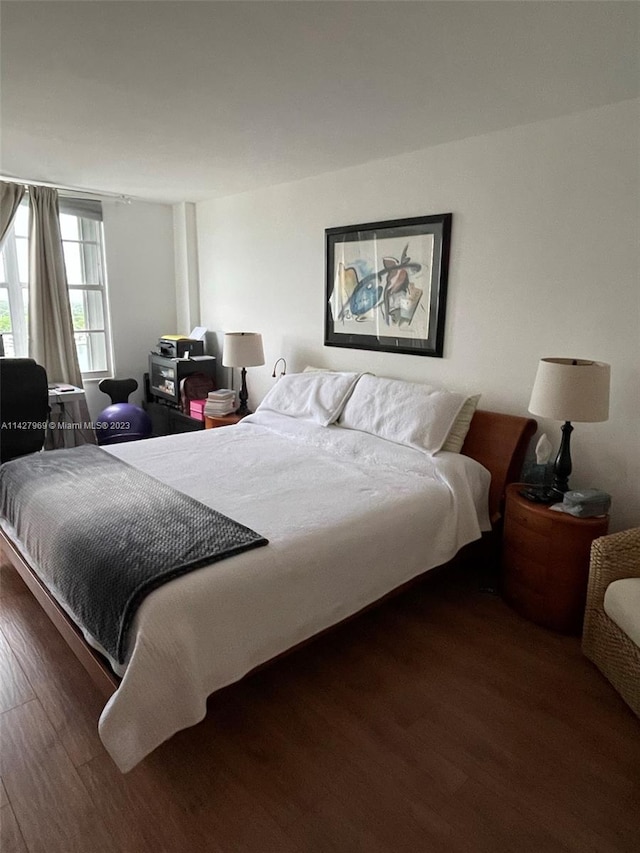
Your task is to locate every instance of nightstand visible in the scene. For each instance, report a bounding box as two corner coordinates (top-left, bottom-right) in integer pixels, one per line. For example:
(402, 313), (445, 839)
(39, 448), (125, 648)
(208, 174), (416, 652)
(502, 483), (609, 634)
(204, 413), (244, 429)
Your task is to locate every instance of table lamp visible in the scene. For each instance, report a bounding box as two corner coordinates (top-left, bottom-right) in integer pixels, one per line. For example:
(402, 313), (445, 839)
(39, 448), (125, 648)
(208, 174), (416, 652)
(222, 332), (265, 416)
(528, 358), (610, 500)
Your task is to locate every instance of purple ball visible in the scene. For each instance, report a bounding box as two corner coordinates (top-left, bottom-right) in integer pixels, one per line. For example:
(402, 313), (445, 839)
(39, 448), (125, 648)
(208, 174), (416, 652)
(95, 403), (152, 445)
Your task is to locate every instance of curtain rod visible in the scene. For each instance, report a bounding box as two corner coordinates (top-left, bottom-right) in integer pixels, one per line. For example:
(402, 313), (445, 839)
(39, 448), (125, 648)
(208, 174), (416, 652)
(0, 173), (133, 204)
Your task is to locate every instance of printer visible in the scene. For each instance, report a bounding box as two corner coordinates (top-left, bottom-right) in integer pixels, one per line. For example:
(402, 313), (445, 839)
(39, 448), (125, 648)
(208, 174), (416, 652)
(158, 335), (205, 359)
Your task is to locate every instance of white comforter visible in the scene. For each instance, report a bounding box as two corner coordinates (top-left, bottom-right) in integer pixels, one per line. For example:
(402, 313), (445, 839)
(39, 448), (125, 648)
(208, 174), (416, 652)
(14, 412), (492, 771)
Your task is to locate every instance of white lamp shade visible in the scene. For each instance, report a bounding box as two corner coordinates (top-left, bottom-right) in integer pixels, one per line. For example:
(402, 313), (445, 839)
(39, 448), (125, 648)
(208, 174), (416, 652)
(222, 332), (265, 368)
(528, 358), (610, 423)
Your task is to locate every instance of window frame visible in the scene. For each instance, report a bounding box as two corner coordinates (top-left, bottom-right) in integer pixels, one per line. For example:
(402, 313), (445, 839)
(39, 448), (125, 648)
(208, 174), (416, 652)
(0, 227), (28, 358)
(0, 200), (113, 379)
(63, 215), (113, 379)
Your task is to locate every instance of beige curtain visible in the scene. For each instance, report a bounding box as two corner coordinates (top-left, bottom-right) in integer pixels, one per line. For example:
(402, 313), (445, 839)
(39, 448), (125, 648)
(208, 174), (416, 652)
(28, 186), (83, 386)
(28, 186), (96, 446)
(0, 181), (25, 249)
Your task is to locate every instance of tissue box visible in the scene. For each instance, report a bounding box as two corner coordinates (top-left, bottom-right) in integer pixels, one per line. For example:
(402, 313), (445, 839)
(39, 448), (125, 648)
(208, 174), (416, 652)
(189, 399), (207, 421)
(562, 489), (611, 518)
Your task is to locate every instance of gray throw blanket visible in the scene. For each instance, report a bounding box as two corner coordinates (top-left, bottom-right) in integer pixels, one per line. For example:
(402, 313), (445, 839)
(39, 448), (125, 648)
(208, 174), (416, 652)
(0, 445), (268, 663)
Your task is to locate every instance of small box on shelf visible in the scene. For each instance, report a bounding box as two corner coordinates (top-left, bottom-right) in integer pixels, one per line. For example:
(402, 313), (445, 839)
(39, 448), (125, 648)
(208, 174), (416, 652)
(189, 399), (207, 421)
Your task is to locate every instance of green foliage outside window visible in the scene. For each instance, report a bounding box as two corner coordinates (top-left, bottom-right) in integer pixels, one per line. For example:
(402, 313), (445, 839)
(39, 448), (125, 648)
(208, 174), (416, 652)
(0, 294), (85, 332)
(0, 295), (11, 332)
(72, 300), (85, 330)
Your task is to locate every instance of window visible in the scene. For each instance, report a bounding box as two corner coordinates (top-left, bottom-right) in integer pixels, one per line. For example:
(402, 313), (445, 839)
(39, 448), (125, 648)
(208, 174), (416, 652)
(0, 196), (112, 376)
(0, 203), (29, 359)
(59, 198), (112, 376)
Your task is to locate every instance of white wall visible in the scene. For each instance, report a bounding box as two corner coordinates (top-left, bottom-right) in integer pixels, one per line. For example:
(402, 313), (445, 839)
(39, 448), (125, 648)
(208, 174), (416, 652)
(197, 100), (640, 531)
(84, 200), (176, 416)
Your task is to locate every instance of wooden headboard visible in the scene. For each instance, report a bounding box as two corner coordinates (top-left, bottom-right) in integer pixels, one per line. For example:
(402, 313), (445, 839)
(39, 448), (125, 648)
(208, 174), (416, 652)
(461, 409), (537, 524)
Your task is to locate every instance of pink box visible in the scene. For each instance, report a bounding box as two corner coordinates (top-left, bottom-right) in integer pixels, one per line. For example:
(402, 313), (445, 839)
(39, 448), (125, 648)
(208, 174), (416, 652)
(189, 399), (207, 421)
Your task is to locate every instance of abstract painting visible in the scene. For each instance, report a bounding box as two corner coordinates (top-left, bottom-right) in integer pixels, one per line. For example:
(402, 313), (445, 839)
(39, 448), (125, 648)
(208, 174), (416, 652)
(325, 214), (452, 357)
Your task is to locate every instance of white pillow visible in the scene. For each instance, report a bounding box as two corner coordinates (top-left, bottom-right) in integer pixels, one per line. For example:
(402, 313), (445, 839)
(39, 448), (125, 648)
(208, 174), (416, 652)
(339, 374), (467, 454)
(441, 394), (481, 453)
(257, 371), (361, 426)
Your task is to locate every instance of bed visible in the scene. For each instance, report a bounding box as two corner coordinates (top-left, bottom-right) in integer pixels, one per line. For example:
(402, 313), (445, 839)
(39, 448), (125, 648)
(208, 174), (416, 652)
(0, 373), (535, 772)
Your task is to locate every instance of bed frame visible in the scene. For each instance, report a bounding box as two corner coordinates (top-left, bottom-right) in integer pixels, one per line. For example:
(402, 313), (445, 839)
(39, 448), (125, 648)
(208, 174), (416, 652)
(0, 409), (536, 699)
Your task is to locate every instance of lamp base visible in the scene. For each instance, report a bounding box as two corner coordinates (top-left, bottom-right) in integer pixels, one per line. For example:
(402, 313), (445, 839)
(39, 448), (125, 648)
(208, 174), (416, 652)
(551, 420), (573, 495)
(235, 367), (251, 418)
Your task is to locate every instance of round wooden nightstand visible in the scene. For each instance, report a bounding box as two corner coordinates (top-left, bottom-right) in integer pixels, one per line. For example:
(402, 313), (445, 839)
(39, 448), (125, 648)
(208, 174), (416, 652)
(204, 413), (244, 429)
(501, 483), (609, 634)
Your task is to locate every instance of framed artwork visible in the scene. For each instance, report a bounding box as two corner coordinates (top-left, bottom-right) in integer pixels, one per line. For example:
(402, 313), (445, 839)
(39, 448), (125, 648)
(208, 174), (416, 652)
(325, 213), (452, 358)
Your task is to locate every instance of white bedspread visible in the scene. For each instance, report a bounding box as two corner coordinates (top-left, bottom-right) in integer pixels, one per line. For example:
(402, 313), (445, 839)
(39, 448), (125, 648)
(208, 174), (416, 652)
(9, 412), (491, 771)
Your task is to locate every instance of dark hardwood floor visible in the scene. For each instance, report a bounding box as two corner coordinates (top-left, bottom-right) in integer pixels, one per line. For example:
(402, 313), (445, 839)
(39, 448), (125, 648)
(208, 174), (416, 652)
(1, 555), (639, 853)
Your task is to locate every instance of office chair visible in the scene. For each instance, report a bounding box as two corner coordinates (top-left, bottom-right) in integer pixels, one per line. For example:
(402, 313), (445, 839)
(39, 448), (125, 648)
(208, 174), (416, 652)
(0, 358), (50, 464)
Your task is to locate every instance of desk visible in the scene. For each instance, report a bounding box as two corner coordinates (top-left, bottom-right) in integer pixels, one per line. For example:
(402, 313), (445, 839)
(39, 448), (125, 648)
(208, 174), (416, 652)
(48, 385), (86, 405)
(143, 400), (205, 437)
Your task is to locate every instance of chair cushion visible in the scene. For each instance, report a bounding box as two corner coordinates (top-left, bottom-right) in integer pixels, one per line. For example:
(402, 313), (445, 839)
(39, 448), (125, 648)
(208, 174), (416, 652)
(604, 578), (640, 648)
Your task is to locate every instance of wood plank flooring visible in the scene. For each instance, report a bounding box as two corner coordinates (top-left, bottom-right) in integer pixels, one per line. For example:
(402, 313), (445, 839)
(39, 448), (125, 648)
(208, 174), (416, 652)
(1, 556), (639, 853)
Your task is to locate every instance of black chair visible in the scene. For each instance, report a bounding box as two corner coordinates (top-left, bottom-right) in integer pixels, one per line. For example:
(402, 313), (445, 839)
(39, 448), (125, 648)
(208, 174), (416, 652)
(0, 358), (49, 464)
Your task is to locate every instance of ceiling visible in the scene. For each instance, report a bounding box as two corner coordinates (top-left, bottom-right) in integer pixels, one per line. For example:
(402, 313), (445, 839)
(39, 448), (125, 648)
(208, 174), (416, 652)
(1, 1), (638, 204)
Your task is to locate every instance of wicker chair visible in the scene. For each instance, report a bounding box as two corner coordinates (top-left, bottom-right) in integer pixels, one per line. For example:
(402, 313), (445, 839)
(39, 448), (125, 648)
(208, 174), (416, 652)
(582, 528), (640, 718)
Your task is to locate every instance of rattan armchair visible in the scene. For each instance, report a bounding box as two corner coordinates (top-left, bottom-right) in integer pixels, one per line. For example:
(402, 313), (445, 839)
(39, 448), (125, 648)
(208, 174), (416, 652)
(582, 528), (640, 718)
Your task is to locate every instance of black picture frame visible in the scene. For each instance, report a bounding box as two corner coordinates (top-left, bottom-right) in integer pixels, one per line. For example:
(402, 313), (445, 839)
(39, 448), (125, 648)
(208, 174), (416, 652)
(324, 213), (452, 358)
